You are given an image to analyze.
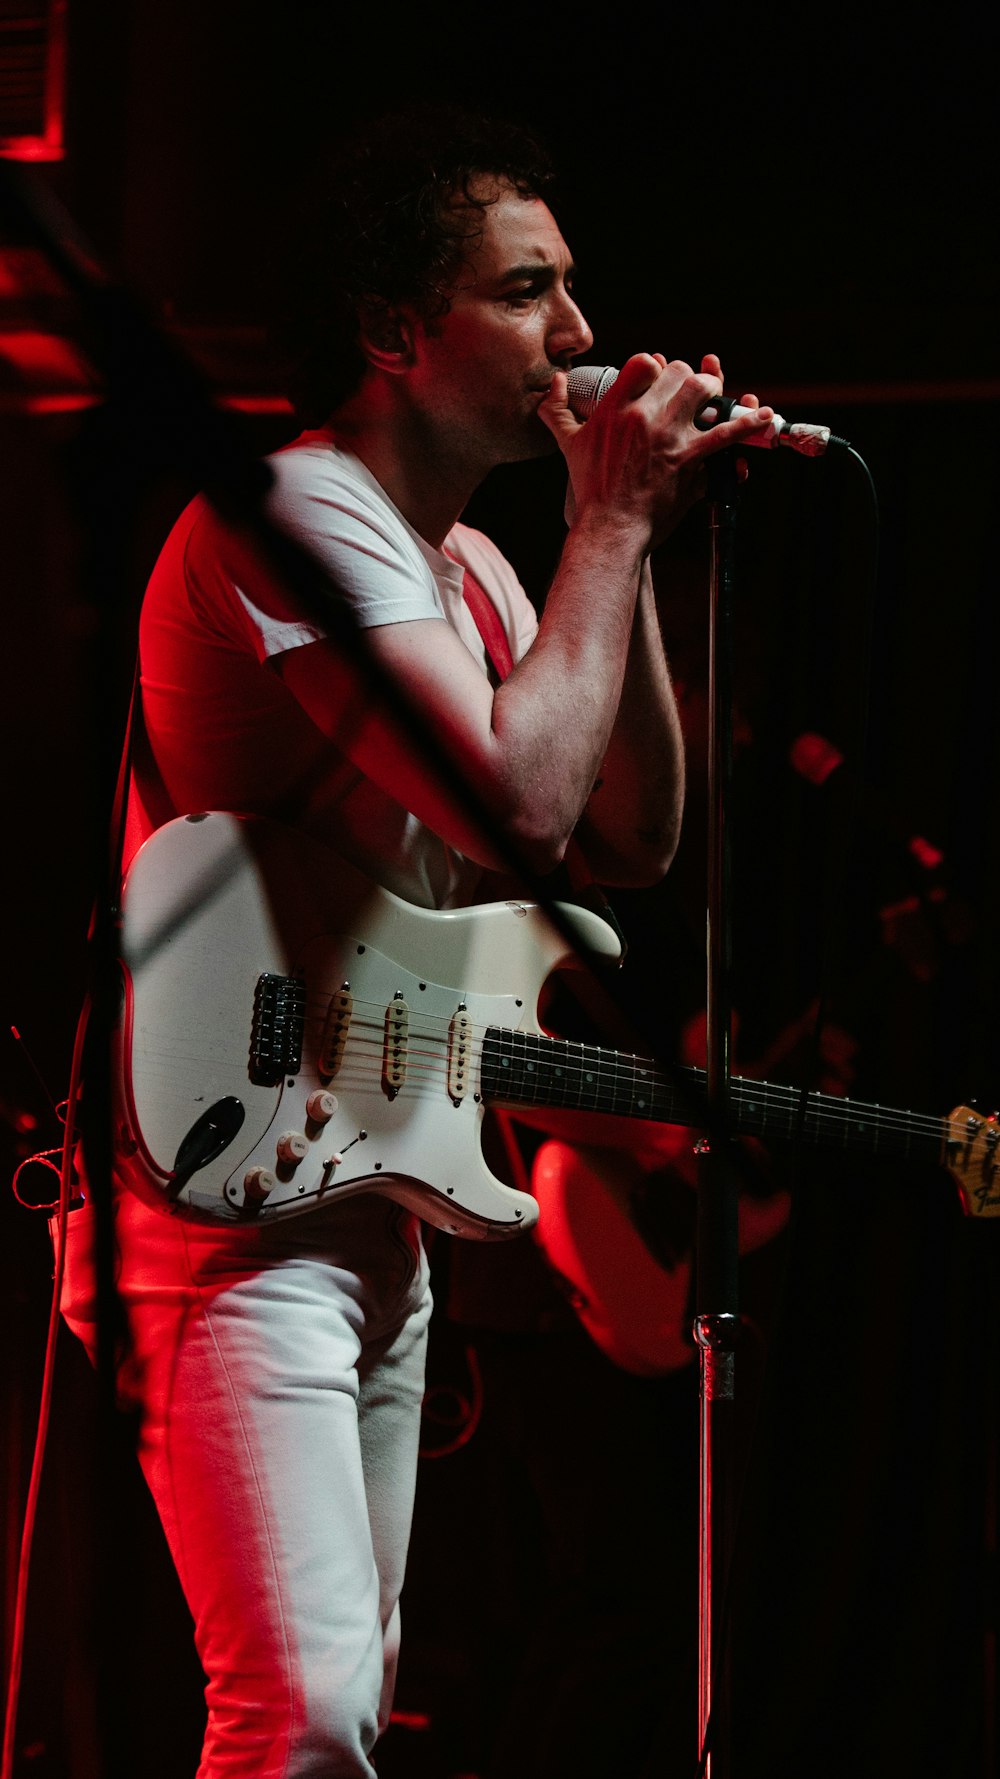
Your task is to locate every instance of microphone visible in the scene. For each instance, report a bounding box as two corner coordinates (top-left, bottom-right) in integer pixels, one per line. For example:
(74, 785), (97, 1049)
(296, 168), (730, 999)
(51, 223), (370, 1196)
(566, 364), (847, 457)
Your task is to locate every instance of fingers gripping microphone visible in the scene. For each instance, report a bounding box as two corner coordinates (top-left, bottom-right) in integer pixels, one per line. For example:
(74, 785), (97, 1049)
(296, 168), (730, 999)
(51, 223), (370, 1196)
(565, 364), (848, 457)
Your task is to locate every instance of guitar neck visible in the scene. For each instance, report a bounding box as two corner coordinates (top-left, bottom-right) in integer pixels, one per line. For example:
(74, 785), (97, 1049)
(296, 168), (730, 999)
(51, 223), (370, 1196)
(481, 1027), (947, 1166)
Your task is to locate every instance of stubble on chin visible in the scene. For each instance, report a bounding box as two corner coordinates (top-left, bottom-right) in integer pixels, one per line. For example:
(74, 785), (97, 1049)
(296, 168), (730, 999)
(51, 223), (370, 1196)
(495, 407), (561, 466)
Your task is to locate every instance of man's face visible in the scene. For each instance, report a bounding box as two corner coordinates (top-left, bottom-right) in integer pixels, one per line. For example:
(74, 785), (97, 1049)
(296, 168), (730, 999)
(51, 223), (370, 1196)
(403, 179), (594, 464)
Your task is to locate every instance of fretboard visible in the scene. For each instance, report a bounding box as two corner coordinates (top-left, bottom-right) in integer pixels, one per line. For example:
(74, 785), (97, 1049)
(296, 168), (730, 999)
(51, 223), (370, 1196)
(480, 1027), (946, 1165)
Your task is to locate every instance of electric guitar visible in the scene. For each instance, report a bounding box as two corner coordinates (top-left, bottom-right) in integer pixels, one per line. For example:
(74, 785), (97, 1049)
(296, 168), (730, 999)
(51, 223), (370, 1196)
(114, 813), (1000, 1235)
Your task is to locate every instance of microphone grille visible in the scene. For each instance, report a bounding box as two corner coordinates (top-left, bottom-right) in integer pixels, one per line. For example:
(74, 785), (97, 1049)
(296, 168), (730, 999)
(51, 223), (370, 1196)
(566, 363), (619, 419)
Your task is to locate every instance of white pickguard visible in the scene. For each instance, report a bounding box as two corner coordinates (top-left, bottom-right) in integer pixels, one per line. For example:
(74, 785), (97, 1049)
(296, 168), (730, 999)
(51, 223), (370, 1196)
(116, 812), (620, 1237)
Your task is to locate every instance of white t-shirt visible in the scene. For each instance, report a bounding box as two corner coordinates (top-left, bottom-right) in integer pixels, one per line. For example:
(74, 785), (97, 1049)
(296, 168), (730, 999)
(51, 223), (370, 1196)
(130, 435), (539, 907)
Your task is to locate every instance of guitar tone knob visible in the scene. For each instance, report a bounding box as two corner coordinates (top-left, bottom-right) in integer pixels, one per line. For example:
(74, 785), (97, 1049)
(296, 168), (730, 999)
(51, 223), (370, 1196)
(243, 1166), (276, 1201)
(306, 1090), (339, 1123)
(276, 1130), (309, 1165)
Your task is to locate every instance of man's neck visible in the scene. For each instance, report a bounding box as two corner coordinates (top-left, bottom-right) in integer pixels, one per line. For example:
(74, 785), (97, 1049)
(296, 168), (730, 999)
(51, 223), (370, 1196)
(328, 390), (485, 551)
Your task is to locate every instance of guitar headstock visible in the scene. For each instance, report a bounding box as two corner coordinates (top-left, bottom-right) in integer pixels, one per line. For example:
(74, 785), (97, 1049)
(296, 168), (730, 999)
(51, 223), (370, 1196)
(944, 1106), (1000, 1218)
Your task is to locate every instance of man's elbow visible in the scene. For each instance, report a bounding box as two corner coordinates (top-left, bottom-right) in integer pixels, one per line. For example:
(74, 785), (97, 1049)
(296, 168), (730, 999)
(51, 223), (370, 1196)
(500, 792), (583, 879)
(632, 814), (683, 882)
(570, 814), (682, 889)
(505, 818), (574, 879)
(500, 787), (682, 884)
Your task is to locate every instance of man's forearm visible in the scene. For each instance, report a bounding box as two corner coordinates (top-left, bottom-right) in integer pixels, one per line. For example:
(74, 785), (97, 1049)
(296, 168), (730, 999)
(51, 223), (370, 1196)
(487, 506), (651, 868)
(571, 562), (685, 886)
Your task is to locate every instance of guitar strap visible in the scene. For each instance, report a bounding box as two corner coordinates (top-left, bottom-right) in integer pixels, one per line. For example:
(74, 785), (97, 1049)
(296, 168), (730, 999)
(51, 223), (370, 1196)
(108, 657), (141, 911)
(460, 565), (515, 684)
(460, 567), (625, 952)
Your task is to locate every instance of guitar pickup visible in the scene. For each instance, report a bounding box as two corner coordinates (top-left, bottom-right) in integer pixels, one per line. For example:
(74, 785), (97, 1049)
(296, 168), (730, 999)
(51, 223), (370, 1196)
(250, 973), (306, 1086)
(319, 985), (353, 1078)
(448, 1006), (472, 1103)
(383, 993), (409, 1097)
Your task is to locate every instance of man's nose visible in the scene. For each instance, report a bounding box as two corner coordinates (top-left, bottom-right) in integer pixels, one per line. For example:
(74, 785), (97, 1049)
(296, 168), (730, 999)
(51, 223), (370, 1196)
(551, 291), (593, 360)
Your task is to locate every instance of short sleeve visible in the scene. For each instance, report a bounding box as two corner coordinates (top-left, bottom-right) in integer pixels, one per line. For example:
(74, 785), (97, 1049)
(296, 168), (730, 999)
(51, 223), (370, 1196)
(232, 441), (451, 662)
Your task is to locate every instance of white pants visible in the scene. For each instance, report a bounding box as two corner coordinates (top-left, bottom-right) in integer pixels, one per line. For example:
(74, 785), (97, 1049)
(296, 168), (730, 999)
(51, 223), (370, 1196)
(61, 1184), (432, 1778)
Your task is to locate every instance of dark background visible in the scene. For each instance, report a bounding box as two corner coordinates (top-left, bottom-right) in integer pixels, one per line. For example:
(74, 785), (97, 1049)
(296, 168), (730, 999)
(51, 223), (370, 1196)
(2, 4), (998, 1775)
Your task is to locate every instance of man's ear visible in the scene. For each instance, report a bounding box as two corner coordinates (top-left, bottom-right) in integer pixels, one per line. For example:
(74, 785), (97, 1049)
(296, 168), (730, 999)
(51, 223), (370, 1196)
(357, 299), (414, 372)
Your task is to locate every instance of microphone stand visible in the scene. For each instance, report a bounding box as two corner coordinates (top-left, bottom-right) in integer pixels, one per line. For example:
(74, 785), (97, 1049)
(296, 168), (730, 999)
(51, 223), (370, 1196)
(695, 448), (742, 1778)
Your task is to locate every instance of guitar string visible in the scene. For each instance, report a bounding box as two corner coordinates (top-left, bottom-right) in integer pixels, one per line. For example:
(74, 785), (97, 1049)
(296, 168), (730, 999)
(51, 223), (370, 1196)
(139, 1030), (957, 1149)
(138, 975), (949, 1146)
(289, 1009), (956, 1148)
(296, 990), (978, 1142)
(299, 988), (951, 1126)
(301, 1002), (954, 1131)
(134, 1025), (969, 1161)
(137, 996), (966, 1150)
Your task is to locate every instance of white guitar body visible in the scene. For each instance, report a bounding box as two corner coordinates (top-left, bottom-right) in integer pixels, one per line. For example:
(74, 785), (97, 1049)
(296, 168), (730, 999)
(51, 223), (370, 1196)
(116, 813), (620, 1237)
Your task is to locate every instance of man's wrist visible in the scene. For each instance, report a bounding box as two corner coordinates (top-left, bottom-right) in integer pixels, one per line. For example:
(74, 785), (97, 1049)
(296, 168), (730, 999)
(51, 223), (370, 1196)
(566, 500), (650, 569)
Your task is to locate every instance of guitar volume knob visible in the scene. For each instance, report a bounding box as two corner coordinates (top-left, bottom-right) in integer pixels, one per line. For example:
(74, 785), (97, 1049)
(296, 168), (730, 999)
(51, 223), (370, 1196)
(276, 1130), (309, 1165)
(306, 1090), (339, 1123)
(243, 1166), (276, 1202)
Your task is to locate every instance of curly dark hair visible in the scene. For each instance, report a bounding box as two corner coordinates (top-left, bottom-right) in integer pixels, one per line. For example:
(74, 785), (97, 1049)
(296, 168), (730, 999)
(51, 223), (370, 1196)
(278, 105), (557, 426)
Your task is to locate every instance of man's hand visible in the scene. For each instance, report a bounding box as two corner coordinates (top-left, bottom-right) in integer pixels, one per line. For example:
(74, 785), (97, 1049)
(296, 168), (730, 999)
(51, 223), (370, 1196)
(538, 352), (775, 549)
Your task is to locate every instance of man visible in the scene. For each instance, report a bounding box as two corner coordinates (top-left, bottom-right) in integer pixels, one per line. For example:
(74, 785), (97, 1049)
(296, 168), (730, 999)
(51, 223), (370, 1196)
(63, 107), (774, 1776)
